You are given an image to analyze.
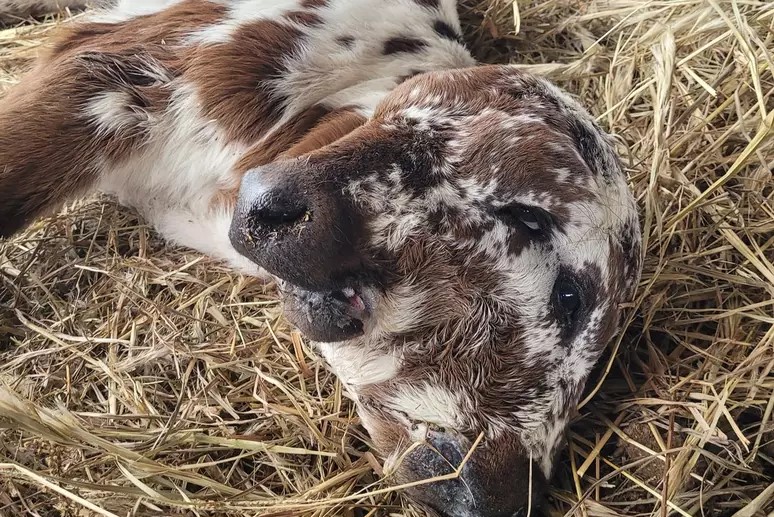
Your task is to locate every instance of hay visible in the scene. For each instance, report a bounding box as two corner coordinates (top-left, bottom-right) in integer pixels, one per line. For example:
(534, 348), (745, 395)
(1, 0), (773, 515)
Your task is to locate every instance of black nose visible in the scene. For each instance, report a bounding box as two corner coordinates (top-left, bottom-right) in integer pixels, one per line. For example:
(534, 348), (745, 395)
(403, 429), (545, 517)
(228, 164), (367, 291)
(240, 169), (310, 228)
(248, 186), (309, 229)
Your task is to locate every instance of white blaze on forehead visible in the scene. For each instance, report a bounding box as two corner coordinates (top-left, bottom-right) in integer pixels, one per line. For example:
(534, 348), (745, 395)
(387, 383), (466, 432)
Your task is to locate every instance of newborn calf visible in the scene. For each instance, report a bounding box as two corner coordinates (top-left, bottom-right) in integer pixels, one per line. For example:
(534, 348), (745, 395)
(0, 0), (642, 515)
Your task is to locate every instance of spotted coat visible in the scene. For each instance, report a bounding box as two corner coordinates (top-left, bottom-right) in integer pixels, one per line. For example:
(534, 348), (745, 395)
(0, 1), (642, 515)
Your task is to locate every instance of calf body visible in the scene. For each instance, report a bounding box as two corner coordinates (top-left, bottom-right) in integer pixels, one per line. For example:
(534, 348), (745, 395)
(0, 1), (643, 516)
(1, 0), (473, 274)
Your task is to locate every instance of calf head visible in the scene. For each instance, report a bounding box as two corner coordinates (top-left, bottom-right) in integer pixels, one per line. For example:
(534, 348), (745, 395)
(230, 65), (642, 517)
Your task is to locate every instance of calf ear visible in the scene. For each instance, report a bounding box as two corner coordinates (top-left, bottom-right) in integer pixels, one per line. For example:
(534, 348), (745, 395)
(281, 107), (368, 159)
(234, 106), (368, 174)
(0, 47), (175, 239)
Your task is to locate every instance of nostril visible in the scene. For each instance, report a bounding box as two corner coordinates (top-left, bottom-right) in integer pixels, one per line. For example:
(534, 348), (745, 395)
(427, 429), (465, 467)
(253, 203), (309, 226)
(434, 439), (464, 467)
(249, 189), (310, 228)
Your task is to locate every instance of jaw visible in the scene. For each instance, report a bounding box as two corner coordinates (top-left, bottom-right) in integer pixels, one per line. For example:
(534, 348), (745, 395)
(278, 280), (379, 343)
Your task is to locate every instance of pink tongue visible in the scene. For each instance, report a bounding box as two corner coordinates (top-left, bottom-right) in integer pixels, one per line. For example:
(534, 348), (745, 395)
(348, 294), (366, 313)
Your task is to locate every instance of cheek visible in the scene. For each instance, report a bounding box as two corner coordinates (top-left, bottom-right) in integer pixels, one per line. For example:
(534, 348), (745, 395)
(385, 383), (467, 432)
(315, 342), (402, 389)
(372, 284), (431, 335)
(368, 211), (425, 254)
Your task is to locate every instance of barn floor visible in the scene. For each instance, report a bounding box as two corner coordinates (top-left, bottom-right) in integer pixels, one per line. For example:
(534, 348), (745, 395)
(1, 1), (773, 516)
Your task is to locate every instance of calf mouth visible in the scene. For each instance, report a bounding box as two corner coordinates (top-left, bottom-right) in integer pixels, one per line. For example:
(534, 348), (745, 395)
(227, 168), (383, 342)
(278, 280), (378, 342)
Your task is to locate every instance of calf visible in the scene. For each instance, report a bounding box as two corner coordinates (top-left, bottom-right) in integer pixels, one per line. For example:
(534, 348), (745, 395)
(0, 1), (643, 515)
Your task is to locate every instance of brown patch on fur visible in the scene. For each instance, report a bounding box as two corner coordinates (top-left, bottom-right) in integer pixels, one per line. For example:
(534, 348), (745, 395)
(464, 121), (591, 216)
(282, 108), (367, 158)
(49, 2), (313, 150)
(234, 104), (331, 173)
(0, 52), (169, 237)
(300, 0), (328, 7)
(234, 105), (367, 176)
(383, 37), (427, 55)
(0, 62), (95, 237)
(48, 0), (226, 58)
(185, 19), (303, 143)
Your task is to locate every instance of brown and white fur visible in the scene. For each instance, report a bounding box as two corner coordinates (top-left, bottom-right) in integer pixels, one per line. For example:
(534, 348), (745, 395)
(0, 1), (643, 516)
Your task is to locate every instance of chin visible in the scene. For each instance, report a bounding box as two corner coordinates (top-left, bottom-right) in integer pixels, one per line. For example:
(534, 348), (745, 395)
(278, 280), (380, 343)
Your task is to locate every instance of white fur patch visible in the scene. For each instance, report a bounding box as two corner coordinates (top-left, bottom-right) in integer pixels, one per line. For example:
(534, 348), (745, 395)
(95, 83), (253, 272)
(315, 342), (402, 390)
(85, 91), (142, 135)
(152, 206), (266, 276)
(387, 383), (466, 434)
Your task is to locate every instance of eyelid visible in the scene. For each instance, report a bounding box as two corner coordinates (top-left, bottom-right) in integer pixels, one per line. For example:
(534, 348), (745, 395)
(494, 203), (554, 233)
(522, 217), (541, 231)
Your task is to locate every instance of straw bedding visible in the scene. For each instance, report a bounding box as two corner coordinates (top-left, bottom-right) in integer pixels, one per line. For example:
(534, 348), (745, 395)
(1, 1), (772, 516)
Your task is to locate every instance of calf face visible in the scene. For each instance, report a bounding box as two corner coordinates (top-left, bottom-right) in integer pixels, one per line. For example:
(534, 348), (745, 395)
(230, 65), (642, 516)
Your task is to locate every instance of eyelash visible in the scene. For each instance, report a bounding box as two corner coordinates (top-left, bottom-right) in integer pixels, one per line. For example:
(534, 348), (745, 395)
(493, 204), (552, 235)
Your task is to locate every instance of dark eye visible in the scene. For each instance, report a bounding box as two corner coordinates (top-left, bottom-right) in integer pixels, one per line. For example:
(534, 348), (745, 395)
(494, 204), (551, 234)
(519, 209), (542, 231)
(555, 278), (582, 326)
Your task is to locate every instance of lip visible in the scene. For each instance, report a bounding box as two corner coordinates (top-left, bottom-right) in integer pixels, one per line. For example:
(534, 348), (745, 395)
(278, 280), (377, 342)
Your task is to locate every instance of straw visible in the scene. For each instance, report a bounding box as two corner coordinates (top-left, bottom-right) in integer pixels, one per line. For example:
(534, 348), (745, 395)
(2, 1), (773, 515)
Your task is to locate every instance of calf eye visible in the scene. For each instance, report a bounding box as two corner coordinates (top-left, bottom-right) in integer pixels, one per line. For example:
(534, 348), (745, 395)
(494, 204), (552, 235)
(519, 209), (542, 231)
(555, 278), (582, 326)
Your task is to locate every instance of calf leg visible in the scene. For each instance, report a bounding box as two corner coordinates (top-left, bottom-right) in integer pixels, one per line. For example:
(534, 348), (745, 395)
(0, 48), (176, 239)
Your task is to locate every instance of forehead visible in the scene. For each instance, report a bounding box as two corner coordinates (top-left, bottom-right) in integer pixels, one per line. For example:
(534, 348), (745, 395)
(373, 67), (604, 199)
(364, 67), (633, 257)
(377, 66), (532, 115)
